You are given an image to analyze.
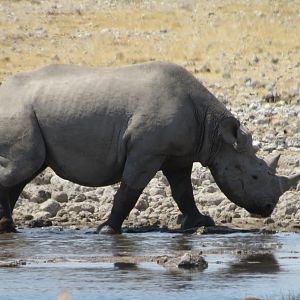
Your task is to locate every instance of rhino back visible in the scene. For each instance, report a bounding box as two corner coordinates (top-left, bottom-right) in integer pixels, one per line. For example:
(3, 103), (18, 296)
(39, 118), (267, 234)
(3, 63), (199, 186)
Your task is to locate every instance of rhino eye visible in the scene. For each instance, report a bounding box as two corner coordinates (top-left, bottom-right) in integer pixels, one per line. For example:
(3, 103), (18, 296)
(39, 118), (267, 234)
(252, 175), (258, 180)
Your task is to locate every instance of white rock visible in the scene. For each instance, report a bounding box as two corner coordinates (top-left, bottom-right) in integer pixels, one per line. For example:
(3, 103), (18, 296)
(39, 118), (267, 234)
(135, 197), (149, 211)
(52, 191), (68, 203)
(33, 211), (52, 219)
(67, 203), (95, 214)
(40, 199), (61, 217)
(29, 189), (51, 204)
(73, 193), (87, 202)
(148, 187), (166, 197)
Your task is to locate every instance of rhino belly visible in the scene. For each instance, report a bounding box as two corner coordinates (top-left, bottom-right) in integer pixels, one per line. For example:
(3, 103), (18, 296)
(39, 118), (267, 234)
(40, 118), (127, 187)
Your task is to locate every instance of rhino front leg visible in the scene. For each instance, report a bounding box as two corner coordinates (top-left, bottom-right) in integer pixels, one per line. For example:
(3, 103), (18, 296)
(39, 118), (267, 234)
(0, 187), (16, 233)
(97, 153), (165, 234)
(163, 164), (215, 230)
(97, 182), (142, 234)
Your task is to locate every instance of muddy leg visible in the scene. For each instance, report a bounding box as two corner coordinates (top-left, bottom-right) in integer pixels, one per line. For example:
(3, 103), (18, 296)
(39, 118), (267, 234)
(0, 187), (16, 233)
(163, 164), (215, 229)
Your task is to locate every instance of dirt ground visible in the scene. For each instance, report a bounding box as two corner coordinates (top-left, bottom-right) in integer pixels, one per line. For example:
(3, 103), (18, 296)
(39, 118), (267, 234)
(0, 0), (299, 93)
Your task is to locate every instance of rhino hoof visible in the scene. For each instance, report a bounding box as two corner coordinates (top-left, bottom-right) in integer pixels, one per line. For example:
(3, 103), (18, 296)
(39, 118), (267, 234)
(0, 217), (17, 234)
(182, 214), (215, 230)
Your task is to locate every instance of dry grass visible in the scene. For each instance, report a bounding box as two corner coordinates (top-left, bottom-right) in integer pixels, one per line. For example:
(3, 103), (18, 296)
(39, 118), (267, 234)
(0, 0), (299, 95)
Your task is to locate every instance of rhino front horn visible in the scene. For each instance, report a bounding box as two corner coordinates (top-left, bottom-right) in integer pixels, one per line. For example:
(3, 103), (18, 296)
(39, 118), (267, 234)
(279, 173), (300, 194)
(266, 153), (280, 173)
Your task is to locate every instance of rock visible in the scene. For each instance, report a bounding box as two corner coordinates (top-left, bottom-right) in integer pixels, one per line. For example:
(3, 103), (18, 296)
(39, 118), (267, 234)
(203, 185), (218, 193)
(51, 54), (60, 61)
(289, 85), (299, 97)
(159, 252), (208, 270)
(255, 11), (265, 18)
(251, 55), (259, 64)
(52, 191), (69, 203)
(263, 217), (275, 225)
(198, 63), (211, 73)
(28, 218), (52, 228)
(135, 197), (149, 211)
(67, 203), (95, 214)
(40, 199), (61, 217)
(263, 90), (280, 102)
(35, 27), (48, 38)
(29, 189), (51, 204)
(0, 260), (26, 268)
(286, 133), (300, 148)
(222, 72), (231, 79)
(283, 205), (297, 216)
(24, 214), (33, 221)
(271, 57), (279, 64)
(159, 28), (168, 33)
(33, 211), (52, 219)
(31, 169), (53, 185)
(73, 193), (87, 202)
(148, 187), (166, 197)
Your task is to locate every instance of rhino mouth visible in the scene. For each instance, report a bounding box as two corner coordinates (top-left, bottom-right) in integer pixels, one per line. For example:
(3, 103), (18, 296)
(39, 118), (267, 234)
(246, 201), (275, 218)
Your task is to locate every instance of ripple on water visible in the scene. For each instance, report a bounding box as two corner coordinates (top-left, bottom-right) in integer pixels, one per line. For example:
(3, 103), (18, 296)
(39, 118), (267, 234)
(0, 229), (300, 300)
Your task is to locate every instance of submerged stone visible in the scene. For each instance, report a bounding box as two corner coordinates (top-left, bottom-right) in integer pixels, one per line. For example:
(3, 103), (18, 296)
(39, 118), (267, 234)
(158, 251), (208, 270)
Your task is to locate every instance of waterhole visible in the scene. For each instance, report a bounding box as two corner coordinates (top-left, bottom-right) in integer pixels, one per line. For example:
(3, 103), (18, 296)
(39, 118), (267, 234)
(0, 228), (300, 300)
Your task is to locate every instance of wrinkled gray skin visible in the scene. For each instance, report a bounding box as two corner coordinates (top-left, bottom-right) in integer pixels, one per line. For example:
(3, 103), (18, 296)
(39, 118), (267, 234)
(0, 62), (299, 234)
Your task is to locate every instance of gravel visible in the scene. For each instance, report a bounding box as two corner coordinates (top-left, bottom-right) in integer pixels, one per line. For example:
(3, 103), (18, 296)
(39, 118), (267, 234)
(0, 0), (298, 232)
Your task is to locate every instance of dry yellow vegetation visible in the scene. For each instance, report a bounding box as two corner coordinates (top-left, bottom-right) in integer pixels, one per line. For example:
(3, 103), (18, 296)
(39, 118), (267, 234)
(0, 0), (299, 96)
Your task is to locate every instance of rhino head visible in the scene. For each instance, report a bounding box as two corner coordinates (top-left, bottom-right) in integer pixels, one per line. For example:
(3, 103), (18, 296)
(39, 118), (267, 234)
(209, 117), (300, 217)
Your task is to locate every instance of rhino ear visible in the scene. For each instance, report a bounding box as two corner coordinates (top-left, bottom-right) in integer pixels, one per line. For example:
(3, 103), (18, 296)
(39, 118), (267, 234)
(219, 117), (240, 145)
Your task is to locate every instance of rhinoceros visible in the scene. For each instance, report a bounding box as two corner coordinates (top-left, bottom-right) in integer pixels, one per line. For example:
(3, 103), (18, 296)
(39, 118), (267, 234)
(0, 62), (299, 234)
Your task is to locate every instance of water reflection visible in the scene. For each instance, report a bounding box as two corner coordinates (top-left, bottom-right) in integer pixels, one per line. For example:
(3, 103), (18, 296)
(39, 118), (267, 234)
(104, 234), (142, 257)
(1, 229), (300, 300)
(114, 262), (138, 270)
(169, 235), (194, 252)
(229, 253), (280, 274)
(0, 232), (32, 260)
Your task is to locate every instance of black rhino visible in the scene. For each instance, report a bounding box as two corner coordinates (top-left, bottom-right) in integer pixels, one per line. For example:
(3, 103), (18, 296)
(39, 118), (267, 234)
(0, 62), (299, 233)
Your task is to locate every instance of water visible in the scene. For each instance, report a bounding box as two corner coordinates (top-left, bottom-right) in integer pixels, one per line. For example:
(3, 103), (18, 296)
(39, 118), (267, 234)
(1, 228), (300, 300)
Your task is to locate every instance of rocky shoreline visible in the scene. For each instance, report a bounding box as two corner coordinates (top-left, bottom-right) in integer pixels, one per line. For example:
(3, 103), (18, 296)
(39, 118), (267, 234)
(13, 139), (300, 233)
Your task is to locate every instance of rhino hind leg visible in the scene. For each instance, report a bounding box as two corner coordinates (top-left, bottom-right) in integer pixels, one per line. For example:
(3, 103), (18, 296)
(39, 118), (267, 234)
(0, 112), (46, 233)
(0, 165), (47, 234)
(0, 186), (17, 233)
(163, 164), (215, 230)
(0, 181), (29, 233)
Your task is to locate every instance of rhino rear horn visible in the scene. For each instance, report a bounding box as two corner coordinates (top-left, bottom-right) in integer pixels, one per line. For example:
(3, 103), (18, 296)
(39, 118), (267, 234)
(278, 173), (300, 194)
(266, 153), (281, 173)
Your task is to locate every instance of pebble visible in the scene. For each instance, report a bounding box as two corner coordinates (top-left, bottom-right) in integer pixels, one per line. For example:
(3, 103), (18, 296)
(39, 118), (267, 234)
(158, 252), (208, 270)
(40, 199), (61, 217)
(29, 189), (51, 204)
(286, 133), (300, 148)
(52, 191), (69, 203)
